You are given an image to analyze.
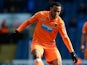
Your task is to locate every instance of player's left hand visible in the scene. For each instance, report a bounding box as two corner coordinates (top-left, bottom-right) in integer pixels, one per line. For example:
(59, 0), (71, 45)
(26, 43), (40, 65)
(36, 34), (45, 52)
(71, 52), (78, 64)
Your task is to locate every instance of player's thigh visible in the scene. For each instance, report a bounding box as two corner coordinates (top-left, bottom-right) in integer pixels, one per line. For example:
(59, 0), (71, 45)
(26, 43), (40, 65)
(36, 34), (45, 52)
(44, 47), (62, 64)
(31, 43), (44, 58)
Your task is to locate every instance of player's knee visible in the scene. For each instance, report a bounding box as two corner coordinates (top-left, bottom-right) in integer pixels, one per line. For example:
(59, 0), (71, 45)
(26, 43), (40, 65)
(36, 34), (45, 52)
(52, 59), (62, 65)
(33, 54), (40, 59)
(31, 49), (40, 59)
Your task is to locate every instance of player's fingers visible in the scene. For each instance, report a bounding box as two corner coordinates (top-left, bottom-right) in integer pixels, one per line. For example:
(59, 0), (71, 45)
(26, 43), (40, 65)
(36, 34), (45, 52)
(73, 58), (78, 64)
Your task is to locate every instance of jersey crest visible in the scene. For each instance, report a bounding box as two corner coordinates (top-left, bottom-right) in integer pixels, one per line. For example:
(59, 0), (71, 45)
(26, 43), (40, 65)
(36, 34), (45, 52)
(41, 18), (46, 21)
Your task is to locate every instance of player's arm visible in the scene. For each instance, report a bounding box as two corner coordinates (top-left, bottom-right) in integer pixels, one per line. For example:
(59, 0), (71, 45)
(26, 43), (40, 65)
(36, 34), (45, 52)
(81, 22), (87, 52)
(8, 12), (40, 39)
(59, 22), (74, 53)
(58, 21), (78, 63)
(17, 12), (40, 32)
(80, 33), (86, 52)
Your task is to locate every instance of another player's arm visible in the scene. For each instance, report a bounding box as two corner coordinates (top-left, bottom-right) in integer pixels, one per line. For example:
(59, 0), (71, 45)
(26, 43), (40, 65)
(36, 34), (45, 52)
(80, 33), (86, 52)
(81, 22), (87, 52)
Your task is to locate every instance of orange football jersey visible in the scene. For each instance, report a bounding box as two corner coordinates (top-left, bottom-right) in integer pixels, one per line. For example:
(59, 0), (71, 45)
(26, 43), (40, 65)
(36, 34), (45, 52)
(17, 11), (74, 52)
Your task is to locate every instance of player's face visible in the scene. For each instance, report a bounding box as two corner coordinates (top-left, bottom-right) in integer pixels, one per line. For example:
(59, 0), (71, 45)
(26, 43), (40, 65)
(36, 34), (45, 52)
(50, 5), (61, 19)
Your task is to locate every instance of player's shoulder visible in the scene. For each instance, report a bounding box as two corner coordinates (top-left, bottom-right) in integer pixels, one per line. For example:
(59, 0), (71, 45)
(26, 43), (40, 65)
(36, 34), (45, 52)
(38, 11), (49, 15)
(57, 16), (64, 24)
(33, 11), (49, 18)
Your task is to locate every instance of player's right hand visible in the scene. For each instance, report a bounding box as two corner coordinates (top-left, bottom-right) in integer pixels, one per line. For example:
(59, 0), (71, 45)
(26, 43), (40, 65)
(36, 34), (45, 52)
(7, 30), (20, 41)
(80, 45), (85, 52)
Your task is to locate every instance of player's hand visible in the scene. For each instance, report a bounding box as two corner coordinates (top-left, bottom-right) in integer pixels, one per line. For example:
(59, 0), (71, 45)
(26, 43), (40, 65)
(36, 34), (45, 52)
(7, 30), (20, 41)
(71, 52), (78, 64)
(80, 45), (85, 52)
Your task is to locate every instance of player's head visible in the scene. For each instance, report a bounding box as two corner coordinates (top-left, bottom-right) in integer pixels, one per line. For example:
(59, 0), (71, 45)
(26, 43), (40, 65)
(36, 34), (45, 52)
(50, 2), (62, 19)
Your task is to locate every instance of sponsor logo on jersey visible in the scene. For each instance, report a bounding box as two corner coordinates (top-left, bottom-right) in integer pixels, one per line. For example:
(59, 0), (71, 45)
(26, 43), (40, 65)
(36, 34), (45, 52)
(41, 24), (53, 32)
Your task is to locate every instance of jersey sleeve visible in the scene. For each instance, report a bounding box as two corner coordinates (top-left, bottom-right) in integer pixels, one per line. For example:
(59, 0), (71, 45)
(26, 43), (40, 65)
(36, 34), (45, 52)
(58, 19), (74, 53)
(82, 22), (87, 34)
(17, 12), (40, 32)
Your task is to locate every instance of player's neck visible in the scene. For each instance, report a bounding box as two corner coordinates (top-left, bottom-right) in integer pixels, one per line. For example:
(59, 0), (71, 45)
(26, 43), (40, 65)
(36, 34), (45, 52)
(48, 12), (58, 21)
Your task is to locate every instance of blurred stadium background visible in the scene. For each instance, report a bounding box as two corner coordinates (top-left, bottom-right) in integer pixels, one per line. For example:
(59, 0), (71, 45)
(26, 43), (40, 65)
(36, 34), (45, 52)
(0, 0), (87, 65)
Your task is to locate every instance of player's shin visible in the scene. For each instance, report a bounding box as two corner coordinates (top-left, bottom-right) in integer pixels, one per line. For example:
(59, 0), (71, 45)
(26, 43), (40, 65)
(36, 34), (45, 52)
(34, 58), (44, 65)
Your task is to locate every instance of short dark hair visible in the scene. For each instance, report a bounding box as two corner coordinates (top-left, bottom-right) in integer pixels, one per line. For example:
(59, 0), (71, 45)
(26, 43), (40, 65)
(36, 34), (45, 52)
(50, 2), (61, 7)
